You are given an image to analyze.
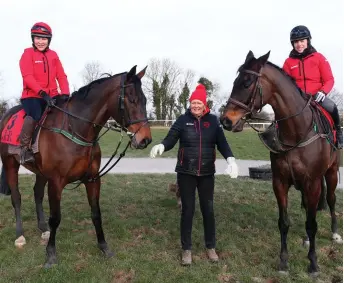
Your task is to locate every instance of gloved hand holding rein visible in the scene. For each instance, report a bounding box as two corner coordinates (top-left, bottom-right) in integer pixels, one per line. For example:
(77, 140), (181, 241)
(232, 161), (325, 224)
(39, 90), (55, 107)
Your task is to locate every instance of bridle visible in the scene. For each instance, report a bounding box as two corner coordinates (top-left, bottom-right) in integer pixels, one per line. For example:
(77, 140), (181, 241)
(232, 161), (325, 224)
(226, 67), (312, 125)
(118, 74), (148, 128)
(227, 69), (264, 116)
(38, 72), (150, 186)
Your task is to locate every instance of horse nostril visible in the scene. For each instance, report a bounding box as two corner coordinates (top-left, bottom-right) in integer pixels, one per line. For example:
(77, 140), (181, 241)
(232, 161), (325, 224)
(222, 117), (232, 130)
(220, 117), (225, 125)
(146, 138), (152, 146)
(140, 138), (151, 148)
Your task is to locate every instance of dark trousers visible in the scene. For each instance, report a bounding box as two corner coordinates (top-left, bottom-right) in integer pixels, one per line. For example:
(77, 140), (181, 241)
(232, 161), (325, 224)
(319, 96), (341, 127)
(177, 173), (215, 250)
(21, 98), (47, 122)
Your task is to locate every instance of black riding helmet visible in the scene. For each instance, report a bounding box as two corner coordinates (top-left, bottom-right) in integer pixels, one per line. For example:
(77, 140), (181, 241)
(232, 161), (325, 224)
(290, 25), (312, 45)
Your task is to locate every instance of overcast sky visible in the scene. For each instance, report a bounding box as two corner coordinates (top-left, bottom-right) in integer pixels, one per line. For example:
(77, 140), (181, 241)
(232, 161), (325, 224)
(0, 0), (343, 108)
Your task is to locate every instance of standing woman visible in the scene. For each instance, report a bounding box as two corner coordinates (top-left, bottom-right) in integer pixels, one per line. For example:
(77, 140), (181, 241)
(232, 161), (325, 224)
(150, 84), (239, 265)
(19, 22), (70, 164)
(283, 25), (342, 149)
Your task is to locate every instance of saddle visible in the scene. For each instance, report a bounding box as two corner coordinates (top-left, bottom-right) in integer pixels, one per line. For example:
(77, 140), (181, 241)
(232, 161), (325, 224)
(258, 94), (336, 153)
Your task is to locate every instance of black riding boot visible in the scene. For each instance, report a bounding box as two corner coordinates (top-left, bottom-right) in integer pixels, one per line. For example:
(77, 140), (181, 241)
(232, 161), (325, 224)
(319, 96), (343, 149)
(19, 116), (37, 164)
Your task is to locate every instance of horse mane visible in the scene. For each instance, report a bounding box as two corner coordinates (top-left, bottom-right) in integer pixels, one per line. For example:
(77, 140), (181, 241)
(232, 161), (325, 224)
(71, 72), (126, 100)
(237, 59), (303, 95)
(265, 62), (303, 94)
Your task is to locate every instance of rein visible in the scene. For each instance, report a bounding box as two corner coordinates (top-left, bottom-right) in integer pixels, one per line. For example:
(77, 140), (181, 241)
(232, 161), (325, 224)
(37, 73), (148, 188)
(228, 68), (319, 151)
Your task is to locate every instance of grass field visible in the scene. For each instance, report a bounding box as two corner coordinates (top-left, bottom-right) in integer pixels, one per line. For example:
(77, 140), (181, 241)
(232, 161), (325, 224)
(98, 128), (270, 160)
(0, 175), (342, 283)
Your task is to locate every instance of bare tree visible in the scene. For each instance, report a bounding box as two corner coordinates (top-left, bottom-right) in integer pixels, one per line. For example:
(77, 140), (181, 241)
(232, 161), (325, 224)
(182, 69), (195, 91)
(144, 58), (192, 120)
(0, 99), (8, 118)
(145, 58), (183, 96)
(81, 61), (104, 85)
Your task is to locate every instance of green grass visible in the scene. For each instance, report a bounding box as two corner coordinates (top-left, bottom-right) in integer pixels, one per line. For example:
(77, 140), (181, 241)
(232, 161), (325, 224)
(0, 175), (342, 282)
(98, 128), (270, 160)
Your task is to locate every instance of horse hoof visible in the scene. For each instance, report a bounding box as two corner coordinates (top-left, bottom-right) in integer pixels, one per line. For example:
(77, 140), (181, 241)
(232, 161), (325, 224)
(102, 249), (115, 258)
(332, 233), (343, 244)
(41, 231), (50, 240)
(44, 261), (57, 269)
(308, 265), (319, 276)
(44, 257), (57, 269)
(309, 271), (319, 278)
(14, 236), (26, 248)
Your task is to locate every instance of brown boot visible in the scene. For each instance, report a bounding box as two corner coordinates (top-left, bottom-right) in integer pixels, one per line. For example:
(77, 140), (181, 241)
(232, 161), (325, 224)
(181, 250), (192, 266)
(206, 248), (219, 262)
(19, 116), (37, 165)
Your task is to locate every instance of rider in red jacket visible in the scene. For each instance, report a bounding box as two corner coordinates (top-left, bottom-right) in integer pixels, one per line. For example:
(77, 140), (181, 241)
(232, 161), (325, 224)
(19, 22), (70, 164)
(283, 25), (342, 149)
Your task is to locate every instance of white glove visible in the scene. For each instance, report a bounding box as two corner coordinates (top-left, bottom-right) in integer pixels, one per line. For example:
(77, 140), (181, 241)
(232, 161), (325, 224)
(150, 144), (165, 158)
(225, 157), (239, 178)
(314, 91), (326, 103)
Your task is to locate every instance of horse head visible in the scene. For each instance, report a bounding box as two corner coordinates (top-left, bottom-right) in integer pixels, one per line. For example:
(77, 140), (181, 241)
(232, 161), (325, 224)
(220, 50), (271, 131)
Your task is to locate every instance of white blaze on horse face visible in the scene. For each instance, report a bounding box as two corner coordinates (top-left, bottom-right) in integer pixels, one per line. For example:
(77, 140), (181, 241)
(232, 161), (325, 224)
(293, 39), (308, 53)
(190, 100), (205, 117)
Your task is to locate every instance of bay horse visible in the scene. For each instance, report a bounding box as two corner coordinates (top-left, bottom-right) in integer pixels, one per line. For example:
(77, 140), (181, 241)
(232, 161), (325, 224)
(0, 65), (152, 268)
(220, 51), (342, 276)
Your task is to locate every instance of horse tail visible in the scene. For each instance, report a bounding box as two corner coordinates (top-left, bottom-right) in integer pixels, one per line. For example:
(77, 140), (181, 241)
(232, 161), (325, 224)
(317, 176), (327, 211)
(0, 166), (11, 195)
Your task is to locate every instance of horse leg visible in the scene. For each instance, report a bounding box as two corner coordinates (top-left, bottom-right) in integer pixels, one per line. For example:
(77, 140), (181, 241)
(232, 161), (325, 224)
(84, 178), (114, 257)
(325, 164), (342, 244)
(4, 157), (26, 247)
(273, 178), (290, 273)
(44, 179), (63, 268)
(304, 180), (321, 275)
(33, 175), (50, 240)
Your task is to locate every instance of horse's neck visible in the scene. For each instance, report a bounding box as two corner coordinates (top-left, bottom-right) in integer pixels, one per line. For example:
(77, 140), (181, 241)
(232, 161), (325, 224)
(265, 66), (312, 142)
(68, 81), (117, 140)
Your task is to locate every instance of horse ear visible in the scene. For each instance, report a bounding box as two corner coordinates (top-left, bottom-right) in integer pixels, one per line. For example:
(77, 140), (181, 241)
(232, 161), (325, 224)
(127, 65), (137, 81)
(257, 51), (270, 66)
(137, 65), (148, 79)
(245, 50), (255, 64)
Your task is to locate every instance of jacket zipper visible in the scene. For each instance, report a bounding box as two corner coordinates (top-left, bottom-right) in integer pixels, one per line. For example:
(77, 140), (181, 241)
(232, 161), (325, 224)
(300, 58), (307, 94)
(198, 119), (202, 176)
(42, 56), (46, 73)
(43, 53), (50, 90)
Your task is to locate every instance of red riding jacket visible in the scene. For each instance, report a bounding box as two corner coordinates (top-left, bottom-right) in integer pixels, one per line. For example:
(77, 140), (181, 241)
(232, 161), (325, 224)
(19, 47), (70, 99)
(282, 51), (334, 95)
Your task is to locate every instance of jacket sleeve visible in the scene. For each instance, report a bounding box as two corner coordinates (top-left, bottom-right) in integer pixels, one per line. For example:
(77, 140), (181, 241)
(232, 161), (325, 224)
(19, 50), (42, 95)
(161, 116), (183, 151)
(55, 54), (70, 95)
(318, 53), (334, 94)
(282, 59), (291, 76)
(216, 119), (234, 159)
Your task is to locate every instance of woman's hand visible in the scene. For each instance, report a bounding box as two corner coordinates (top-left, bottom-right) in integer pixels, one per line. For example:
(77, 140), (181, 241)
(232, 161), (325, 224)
(225, 157), (239, 178)
(150, 144), (165, 158)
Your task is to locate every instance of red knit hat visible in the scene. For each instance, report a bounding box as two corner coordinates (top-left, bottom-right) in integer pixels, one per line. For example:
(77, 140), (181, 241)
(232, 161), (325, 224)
(189, 84), (207, 106)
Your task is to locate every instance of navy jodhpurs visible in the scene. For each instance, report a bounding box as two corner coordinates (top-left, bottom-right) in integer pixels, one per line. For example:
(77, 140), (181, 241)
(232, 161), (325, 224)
(21, 98), (47, 122)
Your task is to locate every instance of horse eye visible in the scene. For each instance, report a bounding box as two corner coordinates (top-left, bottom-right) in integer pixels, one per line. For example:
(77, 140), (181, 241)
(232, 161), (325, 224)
(243, 75), (254, 88)
(243, 79), (252, 88)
